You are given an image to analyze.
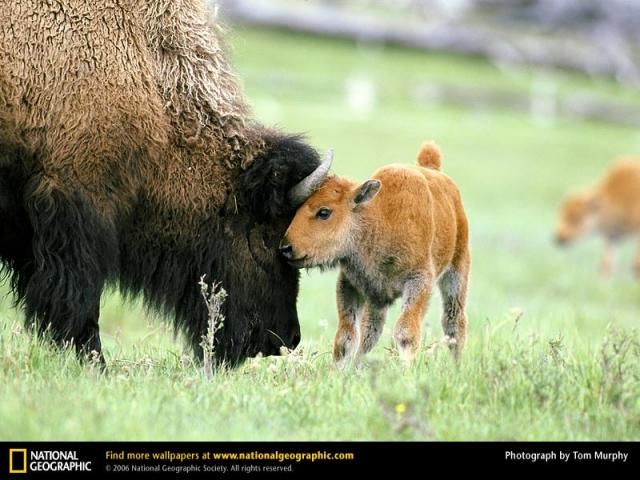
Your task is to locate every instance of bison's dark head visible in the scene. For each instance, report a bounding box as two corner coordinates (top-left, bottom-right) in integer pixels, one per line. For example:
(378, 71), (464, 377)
(234, 134), (332, 360)
(241, 134), (333, 221)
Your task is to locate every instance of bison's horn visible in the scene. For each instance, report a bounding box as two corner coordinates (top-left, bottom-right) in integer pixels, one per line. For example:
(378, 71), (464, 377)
(289, 149), (334, 207)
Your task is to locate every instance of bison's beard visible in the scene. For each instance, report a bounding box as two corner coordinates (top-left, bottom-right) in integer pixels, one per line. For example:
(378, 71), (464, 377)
(117, 201), (301, 367)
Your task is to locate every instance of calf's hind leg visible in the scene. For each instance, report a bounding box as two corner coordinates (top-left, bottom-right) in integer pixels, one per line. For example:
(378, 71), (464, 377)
(438, 260), (469, 361)
(358, 303), (388, 357)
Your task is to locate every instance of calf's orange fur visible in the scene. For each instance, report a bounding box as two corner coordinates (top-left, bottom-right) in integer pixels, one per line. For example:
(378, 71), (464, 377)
(281, 142), (470, 365)
(554, 157), (640, 277)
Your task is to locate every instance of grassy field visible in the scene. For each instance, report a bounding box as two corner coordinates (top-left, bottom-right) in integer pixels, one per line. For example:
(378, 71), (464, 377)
(1, 27), (639, 441)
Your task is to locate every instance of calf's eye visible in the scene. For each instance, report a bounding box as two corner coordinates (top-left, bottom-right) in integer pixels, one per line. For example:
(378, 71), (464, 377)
(316, 208), (332, 220)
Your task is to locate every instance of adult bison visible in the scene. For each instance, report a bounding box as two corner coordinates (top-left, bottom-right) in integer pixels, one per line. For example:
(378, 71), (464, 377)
(0, 0), (330, 366)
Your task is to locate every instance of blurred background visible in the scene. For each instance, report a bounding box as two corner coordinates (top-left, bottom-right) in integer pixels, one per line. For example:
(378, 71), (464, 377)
(218, 0), (640, 126)
(220, 0), (640, 87)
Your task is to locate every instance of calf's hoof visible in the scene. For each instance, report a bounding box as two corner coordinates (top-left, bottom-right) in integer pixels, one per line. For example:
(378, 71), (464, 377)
(394, 330), (419, 367)
(333, 335), (358, 369)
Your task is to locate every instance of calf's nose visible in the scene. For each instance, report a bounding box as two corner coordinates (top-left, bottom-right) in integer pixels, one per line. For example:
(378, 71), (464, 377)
(554, 235), (568, 247)
(279, 242), (293, 259)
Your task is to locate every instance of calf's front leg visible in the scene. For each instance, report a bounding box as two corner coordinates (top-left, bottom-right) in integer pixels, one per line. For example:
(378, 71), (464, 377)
(633, 237), (640, 278)
(600, 238), (615, 278)
(393, 273), (431, 366)
(333, 272), (364, 368)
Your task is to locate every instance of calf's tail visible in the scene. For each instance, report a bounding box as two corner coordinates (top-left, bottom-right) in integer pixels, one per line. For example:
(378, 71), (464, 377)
(417, 141), (442, 170)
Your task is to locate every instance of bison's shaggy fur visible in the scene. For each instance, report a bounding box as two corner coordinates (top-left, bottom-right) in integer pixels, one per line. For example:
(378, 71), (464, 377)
(281, 142), (471, 366)
(0, 0), (323, 365)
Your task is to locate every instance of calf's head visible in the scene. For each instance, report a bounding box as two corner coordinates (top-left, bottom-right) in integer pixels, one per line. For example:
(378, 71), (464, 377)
(238, 136), (334, 355)
(554, 191), (598, 245)
(281, 168), (381, 269)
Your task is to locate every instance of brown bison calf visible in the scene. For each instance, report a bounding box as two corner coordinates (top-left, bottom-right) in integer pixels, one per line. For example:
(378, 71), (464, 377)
(280, 142), (470, 366)
(554, 157), (640, 277)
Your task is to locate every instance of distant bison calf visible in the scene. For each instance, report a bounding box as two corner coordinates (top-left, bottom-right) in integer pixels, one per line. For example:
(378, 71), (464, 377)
(280, 142), (470, 366)
(554, 157), (640, 277)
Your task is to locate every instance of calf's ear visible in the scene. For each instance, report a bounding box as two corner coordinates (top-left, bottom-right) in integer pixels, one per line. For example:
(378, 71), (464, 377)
(353, 180), (381, 207)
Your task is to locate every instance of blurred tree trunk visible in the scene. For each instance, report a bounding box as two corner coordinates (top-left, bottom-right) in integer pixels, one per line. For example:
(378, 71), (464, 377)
(218, 0), (640, 84)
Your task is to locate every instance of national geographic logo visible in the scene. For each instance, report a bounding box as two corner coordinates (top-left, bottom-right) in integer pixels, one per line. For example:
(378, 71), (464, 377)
(9, 449), (27, 474)
(8, 449), (92, 474)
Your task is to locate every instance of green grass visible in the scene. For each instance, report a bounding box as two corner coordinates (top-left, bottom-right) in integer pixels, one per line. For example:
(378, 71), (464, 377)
(1, 27), (640, 441)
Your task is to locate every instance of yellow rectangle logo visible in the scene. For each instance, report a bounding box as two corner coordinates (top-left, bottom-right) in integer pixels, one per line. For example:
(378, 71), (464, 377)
(9, 449), (27, 474)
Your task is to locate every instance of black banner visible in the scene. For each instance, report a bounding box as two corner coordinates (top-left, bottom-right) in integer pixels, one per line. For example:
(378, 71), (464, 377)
(2, 442), (638, 476)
